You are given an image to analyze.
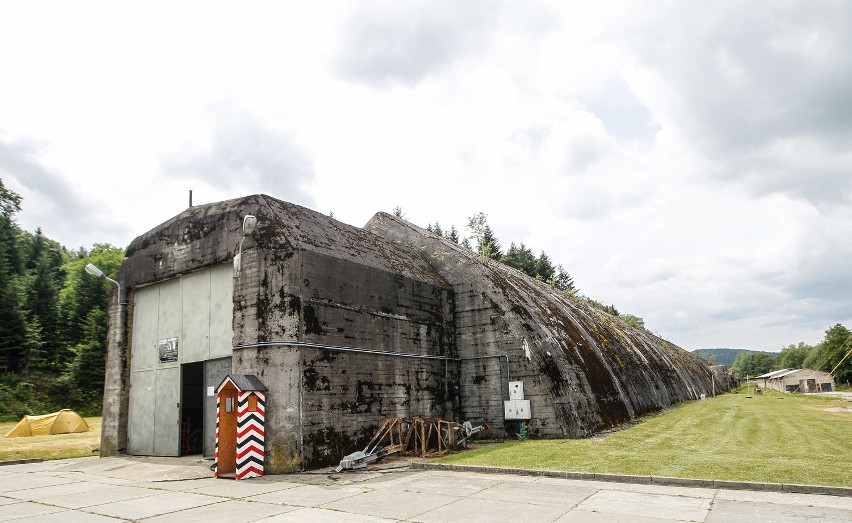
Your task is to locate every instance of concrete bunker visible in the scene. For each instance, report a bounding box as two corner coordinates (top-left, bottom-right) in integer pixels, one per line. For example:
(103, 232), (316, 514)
(101, 194), (728, 472)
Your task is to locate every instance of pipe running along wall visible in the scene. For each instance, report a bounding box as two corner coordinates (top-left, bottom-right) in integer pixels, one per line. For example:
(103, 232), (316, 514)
(232, 340), (511, 384)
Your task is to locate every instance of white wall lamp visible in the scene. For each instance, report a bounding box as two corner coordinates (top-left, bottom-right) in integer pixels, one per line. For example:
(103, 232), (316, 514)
(84, 263), (124, 345)
(85, 263), (122, 305)
(234, 214), (258, 275)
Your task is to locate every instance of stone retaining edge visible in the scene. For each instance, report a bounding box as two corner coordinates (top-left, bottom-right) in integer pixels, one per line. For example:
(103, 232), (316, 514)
(412, 463), (852, 497)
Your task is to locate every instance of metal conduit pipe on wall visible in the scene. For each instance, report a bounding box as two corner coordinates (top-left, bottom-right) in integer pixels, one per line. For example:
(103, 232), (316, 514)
(232, 340), (511, 384)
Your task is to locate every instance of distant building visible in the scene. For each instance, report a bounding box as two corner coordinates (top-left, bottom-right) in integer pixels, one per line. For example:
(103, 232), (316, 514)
(753, 369), (793, 389)
(757, 369), (835, 393)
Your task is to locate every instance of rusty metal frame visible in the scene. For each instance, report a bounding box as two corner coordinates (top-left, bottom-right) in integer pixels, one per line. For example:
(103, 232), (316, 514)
(338, 415), (480, 472)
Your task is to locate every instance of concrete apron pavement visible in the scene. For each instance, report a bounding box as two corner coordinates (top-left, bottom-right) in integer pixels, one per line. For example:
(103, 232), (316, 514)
(0, 457), (850, 522)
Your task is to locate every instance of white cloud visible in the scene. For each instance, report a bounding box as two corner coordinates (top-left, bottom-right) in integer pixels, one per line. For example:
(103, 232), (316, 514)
(0, 1), (849, 350)
(618, 1), (852, 206)
(160, 101), (317, 209)
(330, 0), (502, 87)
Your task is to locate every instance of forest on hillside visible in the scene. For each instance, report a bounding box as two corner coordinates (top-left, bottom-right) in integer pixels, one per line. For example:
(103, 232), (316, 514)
(0, 179), (123, 420)
(695, 328), (852, 386)
(729, 331), (851, 384)
(692, 348), (769, 368)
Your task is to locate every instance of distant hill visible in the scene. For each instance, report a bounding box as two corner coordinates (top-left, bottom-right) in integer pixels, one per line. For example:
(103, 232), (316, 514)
(691, 348), (775, 367)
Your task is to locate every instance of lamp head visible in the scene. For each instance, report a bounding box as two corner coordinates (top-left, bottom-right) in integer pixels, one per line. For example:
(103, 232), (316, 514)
(242, 215), (258, 235)
(85, 263), (105, 279)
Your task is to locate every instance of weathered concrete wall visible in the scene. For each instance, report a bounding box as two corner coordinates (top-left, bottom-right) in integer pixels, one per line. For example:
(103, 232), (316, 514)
(365, 212), (727, 438)
(226, 197), (457, 470)
(710, 364), (737, 391)
(232, 236), (301, 345)
(297, 351), (450, 468)
(453, 283), (518, 428)
(294, 249), (456, 468)
(299, 250), (452, 353)
(100, 288), (128, 456)
(232, 345), (303, 473)
(231, 244), (458, 470)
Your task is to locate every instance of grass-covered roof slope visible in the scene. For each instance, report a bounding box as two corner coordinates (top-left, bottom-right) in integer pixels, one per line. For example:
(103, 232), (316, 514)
(366, 212), (722, 437)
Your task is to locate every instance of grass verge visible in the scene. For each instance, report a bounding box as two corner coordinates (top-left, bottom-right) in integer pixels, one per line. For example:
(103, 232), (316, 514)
(0, 417), (101, 461)
(439, 391), (852, 487)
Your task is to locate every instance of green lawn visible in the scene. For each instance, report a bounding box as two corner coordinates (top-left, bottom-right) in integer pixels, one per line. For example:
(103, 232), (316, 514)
(440, 391), (852, 487)
(0, 417), (101, 461)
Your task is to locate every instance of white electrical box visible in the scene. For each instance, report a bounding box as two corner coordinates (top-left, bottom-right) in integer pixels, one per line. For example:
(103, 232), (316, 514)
(509, 381), (524, 400)
(504, 399), (531, 420)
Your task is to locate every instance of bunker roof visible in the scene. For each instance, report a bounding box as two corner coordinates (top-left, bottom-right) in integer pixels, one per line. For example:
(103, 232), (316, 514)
(121, 194), (448, 288)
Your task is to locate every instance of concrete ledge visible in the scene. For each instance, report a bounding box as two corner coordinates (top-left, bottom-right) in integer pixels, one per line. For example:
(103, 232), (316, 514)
(713, 479), (782, 492)
(412, 463), (852, 497)
(783, 483), (852, 497)
(652, 475), (716, 489)
(594, 472), (654, 484)
(0, 458), (43, 466)
(564, 471), (598, 481)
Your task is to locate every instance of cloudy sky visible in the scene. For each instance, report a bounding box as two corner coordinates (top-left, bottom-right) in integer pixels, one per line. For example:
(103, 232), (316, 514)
(1, 1), (850, 352)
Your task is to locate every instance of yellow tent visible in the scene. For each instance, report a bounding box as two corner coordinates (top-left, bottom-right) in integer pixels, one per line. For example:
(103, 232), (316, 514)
(5, 409), (92, 438)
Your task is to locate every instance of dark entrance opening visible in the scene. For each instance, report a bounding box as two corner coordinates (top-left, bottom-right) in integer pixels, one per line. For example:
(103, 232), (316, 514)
(181, 362), (204, 455)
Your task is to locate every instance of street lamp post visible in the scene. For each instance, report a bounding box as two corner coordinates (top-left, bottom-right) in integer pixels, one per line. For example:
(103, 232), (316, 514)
(84, 262), (126, 457)
(85, 263), (124, 345)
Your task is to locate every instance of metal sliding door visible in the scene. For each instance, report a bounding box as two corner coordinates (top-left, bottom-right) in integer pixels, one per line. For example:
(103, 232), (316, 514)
(128, 264), (233, 456)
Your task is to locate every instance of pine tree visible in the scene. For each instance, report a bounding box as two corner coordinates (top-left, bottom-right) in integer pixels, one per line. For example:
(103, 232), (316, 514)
(479, 225), (502, 261)
(534, 251), (555, 282)
(0, 180), (20, 217)
(466, 212), (496, 263)
(59, 244), (123, 350)
(503, 242), (536, 277)
(22, 229), (66, 368)
(23, 318), (49, 373)
(0, 180), (26, 372)
(554, 265), (577, 293)
(0, 278), (26, 372)
(0, 180), (21, 278)
(446, 225), (460, 244)
(67, 307), (109, 407)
